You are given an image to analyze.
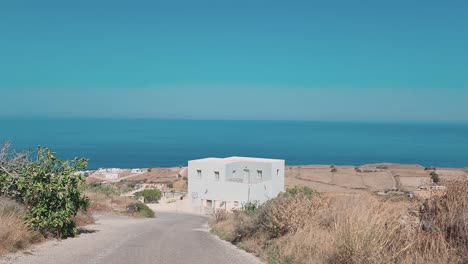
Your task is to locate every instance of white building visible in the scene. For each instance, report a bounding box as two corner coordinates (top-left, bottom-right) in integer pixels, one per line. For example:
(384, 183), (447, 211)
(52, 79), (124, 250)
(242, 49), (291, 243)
(188, 156), (285, 213)
(131, 168), (144, 174)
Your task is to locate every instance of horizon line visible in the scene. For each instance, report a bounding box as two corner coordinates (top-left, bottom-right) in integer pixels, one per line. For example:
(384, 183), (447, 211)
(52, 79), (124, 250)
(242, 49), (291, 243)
(1, 116), (467, 124)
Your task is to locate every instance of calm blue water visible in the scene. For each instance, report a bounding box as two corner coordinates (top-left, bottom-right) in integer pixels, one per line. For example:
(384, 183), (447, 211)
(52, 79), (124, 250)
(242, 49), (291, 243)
(1, 119), (467, 169)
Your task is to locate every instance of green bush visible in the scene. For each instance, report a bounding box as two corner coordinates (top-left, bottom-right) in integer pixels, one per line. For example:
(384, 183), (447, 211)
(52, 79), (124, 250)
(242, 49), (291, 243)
(241, 201), (260, 213)
(430, 171), (440, 183)
(376, 165), (389, 169)
(0, 147), (89, 238)
(286, 186), (317, 196)
(135, 189), (162, 203)
(126, 202), (155, 218)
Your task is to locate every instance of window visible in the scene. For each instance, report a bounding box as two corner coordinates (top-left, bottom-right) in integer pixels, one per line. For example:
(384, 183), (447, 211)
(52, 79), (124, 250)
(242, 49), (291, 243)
(206, 200), (213, 207)
(214, 171), (220, 181)
(276, 169), (280, 176)
(196, 170), (202, 178)
(234, 201), (239, 207)
(257, 170), (263, 179)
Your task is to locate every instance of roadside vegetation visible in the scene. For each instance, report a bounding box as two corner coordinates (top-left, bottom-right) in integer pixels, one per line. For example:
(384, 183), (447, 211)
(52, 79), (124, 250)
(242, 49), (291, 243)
(0, 142), (157, 256)
(211, 183), (468, 264)
(135, 189), (162, 203)
(83, 184), (156, 218)
(0, 197), (42, 255)
(0, 142), (90, 255)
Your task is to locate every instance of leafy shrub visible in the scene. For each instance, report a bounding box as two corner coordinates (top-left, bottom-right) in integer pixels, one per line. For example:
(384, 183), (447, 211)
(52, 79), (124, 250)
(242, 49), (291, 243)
(430, 172), (440, 183)
(0, 146), (89, 238)
(241, 201), (260, 213)
(126, 202), (155, 218)
(135, 189), (162, 203)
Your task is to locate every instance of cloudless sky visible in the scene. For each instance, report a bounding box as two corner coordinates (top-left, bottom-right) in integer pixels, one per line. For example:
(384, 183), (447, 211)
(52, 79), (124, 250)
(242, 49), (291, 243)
(1, 0), (467, 121)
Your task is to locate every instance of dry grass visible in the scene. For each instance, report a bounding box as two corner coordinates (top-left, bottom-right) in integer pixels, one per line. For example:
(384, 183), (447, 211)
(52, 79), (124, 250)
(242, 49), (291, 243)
(73, 209), (95, 227)
(211, 181), (468, 264)
(85, 191), (155, 218)
(85, 191), (133, 214)
(280, 196), (415, 264)
(173, 179), (188, 191)
(0, 198), (42, 256)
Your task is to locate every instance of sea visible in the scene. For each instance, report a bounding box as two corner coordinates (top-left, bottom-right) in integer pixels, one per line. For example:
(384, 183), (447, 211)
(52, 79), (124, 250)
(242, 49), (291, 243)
(1, 118), (467, 169)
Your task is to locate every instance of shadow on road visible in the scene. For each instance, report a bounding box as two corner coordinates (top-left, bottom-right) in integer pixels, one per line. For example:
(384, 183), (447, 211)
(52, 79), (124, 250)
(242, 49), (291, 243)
(77, 228), (99, 235)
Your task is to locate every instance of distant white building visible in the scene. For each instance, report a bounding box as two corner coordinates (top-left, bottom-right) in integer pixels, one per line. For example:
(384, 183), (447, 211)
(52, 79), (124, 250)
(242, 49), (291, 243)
(188, 156), (285, 213)
(95, 168), (123, 180)
(97, 168), (123, 174)
(103, 173), (119, 180)
(131, 168), (144, 174)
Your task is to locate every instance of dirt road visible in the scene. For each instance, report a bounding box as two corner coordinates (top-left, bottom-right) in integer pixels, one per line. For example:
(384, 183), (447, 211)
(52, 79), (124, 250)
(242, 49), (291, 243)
(0, 213), (261, 264)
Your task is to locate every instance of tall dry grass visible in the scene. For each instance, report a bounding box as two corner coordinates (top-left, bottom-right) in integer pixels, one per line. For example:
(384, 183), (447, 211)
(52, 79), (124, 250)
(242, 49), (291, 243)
(211, 181), (468, 264)
(281, 195), (415, 264)
(0, 197), (42, 255)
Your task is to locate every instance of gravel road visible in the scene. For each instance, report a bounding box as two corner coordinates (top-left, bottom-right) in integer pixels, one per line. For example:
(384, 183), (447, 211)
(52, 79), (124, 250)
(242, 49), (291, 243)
(0, 212), (261, 264)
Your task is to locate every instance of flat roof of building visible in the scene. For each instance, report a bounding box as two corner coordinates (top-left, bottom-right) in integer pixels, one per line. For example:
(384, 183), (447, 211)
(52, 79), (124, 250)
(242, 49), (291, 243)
(189, 156), (284, 164)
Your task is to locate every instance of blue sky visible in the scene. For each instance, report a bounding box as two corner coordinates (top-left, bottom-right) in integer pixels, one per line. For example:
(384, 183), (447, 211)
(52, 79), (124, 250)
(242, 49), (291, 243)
(1, 0), (467, 121)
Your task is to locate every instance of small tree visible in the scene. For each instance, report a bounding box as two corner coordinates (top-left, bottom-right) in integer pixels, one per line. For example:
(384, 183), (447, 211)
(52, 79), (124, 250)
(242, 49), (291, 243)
(135, 189), (162, 203)
(0, 144), (89, 238)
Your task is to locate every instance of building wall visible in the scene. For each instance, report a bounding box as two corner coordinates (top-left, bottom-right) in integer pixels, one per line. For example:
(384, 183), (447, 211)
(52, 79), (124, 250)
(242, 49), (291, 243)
(271, 160), (286, 196)
(188, 158), (285, 213)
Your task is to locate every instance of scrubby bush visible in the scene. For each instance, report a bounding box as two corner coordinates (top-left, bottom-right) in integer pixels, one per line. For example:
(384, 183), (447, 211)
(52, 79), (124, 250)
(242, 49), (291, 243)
(214, 209), (228, 223)
(211, 181), (468, 264)
(232, 210), (261, 243)
(85, 182), (119, 196)
(166, 181), (174, 188)
(126, 202), (155, 218)
(259, 189), (325, 238)
(0, 144), (89, 238)
(376, 165), (389, 169)
(430, 171), (440, 183)
(420, 180), (468, 246)
(135, 189), (162, 203)
(241, 201), (260, 213)
(0, 198), (42, 255)
(286, 186), (316, 196)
